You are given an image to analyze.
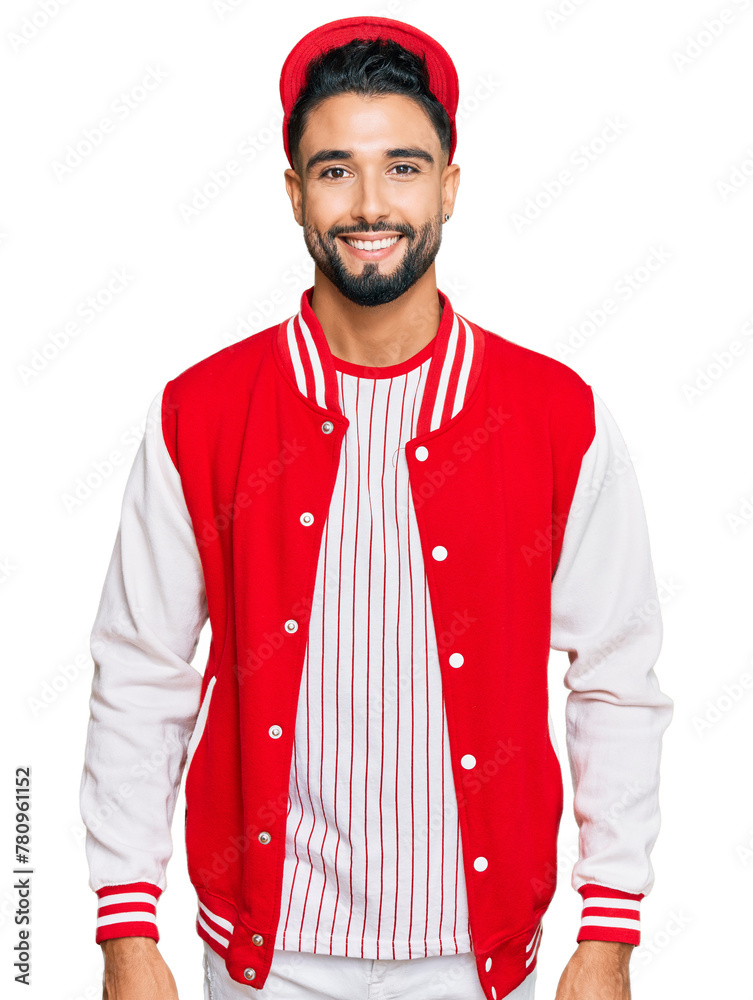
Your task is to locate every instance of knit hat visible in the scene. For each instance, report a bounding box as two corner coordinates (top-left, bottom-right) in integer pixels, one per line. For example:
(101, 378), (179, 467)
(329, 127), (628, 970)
(279, 15), (459, 169)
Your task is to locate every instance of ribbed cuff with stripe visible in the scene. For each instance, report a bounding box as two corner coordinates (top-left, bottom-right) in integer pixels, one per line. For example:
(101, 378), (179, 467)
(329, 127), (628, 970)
(576, 884), (643, 945)
(95, 882), (162, 943)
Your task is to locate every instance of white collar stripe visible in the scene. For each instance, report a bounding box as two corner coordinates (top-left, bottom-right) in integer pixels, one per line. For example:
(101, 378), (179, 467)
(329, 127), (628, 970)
(451, 315), (474, 419)
(286, 316), (307, 396)
(430, 311), (460, 431)
(297, 311), (327, 410)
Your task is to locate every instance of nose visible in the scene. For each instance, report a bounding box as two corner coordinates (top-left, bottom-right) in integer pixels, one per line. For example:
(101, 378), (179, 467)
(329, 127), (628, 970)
(348, 168), (393, 229)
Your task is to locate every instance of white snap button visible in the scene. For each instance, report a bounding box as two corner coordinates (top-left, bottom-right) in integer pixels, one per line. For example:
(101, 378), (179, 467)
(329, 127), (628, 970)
(300, 512), (314, 525)
(321, 421), (334, 434)
(258, 831), (271, 844)
(474, 856), (488, 871)
(415, 445), (429, 461)
(485, 957), (492, 972)
(284, 619), (298, 633)
(449, 653), (464, 668)
(243, 968), (256, 981)
(252, 933), (264, 946)
(461, 754), (476, 769)
(268, 725), (282, 739)
(432, 545), (447, 561)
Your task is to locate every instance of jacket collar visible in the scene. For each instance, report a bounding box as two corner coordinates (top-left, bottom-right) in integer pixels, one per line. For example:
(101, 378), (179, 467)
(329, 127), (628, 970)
(275, 284), (485, 437)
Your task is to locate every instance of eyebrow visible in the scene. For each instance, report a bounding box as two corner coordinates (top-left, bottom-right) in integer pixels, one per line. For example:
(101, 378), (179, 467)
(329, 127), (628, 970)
(305, 147), (435, 173)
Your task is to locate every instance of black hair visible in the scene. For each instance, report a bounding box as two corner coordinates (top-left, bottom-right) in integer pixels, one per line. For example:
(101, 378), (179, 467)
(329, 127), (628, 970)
(287, 37), (452, 175)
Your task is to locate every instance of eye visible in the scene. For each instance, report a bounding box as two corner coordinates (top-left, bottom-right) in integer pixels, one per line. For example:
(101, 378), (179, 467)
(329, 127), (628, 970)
(319, 166), (349, 179)
(391, 163), (418, 174)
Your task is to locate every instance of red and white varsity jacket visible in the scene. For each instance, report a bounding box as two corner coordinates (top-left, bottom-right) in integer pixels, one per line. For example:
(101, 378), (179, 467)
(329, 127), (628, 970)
(79, 285), (673, 999)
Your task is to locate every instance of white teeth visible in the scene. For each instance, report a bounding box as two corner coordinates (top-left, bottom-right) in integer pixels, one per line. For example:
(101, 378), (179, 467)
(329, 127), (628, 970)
(343, 235), (401, 250)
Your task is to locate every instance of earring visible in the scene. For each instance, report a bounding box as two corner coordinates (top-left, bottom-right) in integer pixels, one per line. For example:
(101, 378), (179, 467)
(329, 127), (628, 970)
(444, 213), (450, 222)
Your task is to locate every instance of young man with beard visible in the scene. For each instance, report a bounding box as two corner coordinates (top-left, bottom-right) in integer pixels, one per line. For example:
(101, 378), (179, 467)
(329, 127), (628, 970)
(80, 16), (672, 1000)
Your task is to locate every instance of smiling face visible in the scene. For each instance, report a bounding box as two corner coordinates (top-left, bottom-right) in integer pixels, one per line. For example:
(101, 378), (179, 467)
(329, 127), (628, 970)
(284, 91), (460, 307)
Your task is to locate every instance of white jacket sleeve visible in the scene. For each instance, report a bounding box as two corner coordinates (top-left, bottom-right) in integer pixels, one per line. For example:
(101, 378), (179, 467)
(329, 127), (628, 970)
(550, 389), (673, 945)
(78, 385), (209, 943)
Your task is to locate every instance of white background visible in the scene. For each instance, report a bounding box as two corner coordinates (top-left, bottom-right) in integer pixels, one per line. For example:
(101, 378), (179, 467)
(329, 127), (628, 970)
(2, 0), (752, 997)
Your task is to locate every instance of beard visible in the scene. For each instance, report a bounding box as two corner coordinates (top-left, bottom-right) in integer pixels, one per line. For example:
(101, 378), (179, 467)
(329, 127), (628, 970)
(301, 209), (443, 307)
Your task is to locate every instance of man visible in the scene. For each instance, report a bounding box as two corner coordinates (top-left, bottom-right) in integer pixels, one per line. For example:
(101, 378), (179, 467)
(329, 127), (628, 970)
(79, 15), (673, 1000)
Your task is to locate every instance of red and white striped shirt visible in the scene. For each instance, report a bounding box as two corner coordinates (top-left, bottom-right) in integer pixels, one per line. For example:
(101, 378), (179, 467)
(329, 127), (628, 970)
(276, 336), (473, 958)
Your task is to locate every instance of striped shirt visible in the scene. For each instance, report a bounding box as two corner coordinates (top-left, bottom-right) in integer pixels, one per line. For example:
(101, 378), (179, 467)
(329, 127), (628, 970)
(274, 333), (473, 959)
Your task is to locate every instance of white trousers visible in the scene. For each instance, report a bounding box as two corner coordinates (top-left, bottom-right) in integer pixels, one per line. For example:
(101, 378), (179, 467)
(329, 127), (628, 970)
(202, 940), (537, 1000)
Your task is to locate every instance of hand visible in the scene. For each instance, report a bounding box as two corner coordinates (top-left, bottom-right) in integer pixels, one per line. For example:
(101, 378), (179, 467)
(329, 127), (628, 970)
(554, 940), (633, 1000)
(101, 937), (179, 1000)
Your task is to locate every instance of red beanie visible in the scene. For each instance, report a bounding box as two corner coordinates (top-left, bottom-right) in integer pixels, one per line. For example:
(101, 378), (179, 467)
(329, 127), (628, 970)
(279, 16), (459, 169)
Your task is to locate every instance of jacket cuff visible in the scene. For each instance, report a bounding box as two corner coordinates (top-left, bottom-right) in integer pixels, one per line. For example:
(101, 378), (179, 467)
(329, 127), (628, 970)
(576, 884), (643, 946)
(95, 882), (162, 944)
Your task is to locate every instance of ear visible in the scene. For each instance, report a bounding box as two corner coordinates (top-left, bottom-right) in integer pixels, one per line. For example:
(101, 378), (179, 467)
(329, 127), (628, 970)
(441, 161), (461, 220)
(284, 167), (304, 227)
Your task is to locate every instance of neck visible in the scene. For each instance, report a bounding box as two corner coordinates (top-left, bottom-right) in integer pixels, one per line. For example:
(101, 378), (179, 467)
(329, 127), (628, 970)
(310, 265), (442, 368)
